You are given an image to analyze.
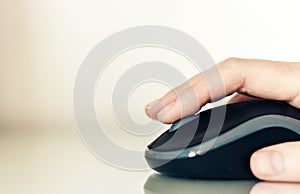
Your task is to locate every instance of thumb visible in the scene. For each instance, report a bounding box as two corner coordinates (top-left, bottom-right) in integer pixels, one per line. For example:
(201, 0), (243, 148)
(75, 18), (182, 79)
(250, 141), (300, 182)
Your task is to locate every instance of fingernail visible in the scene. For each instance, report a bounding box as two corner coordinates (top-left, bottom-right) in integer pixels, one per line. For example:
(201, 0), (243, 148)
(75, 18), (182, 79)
(146, 100), (164, 119)
(252, 150), (284, 176)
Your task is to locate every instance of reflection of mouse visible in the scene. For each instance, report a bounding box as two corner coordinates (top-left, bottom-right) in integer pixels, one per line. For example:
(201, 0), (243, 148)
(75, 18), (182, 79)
(144, 173), (257, 194)
(145, 100), (300, 179)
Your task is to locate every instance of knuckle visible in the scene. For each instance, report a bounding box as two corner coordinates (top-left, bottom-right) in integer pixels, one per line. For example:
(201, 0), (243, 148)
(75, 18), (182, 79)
(221, 57), (242, 68)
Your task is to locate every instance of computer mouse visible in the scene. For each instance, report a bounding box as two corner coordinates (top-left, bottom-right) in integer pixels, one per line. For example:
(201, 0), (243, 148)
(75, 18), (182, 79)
(145, 100), (300, 179)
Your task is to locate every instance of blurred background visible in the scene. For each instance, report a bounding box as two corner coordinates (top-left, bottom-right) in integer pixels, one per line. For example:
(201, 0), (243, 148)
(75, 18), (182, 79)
(1, 0), (300, 193)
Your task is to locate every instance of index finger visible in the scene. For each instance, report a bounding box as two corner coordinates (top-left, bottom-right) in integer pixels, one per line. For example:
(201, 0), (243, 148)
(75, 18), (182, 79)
(147, 58), (300, 123)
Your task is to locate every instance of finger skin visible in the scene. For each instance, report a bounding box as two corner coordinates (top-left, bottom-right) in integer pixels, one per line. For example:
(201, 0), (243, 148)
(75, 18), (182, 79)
(250, 142), (300, 182)
(146, 58), (300, 123)
(144, 73), (205, 119)
(145, 80), (194, 119)
(227, 93), (262, 104)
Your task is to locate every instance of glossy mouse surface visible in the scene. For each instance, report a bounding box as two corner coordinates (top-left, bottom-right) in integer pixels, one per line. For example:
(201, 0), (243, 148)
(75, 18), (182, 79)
(145, 100), (300, 179)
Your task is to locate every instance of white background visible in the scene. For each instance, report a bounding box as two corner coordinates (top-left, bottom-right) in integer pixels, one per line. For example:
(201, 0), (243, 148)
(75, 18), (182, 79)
(1, 0), (300, 127)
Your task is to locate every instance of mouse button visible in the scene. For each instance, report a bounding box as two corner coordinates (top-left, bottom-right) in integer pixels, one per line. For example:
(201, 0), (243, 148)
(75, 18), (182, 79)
(220, 100), (276, 131)
(147, 131), (175, 150)
(168, 115), (199, 132)
(148, 118), (207, 151)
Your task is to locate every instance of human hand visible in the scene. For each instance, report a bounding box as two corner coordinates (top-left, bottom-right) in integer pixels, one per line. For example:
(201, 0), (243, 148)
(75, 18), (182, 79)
(145, 58), (300, 182)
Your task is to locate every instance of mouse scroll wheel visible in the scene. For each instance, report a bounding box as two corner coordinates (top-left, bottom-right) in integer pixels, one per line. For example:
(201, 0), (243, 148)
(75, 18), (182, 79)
(168, 115), (199, 133)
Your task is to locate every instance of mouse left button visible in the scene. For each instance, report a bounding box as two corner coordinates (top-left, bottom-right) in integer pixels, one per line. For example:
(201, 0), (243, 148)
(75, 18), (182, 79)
(168, 115), (199, 132)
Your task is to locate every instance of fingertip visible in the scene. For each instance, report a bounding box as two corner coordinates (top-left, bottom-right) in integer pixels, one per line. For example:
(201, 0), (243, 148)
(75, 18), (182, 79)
(157, 108), (168, 123)
(145, 100), (164, 120)
(157, 103), (179, 124)
(251, 142), (300, 182)
(157, 99), (190, 124)
(144, 104), (152, 118)
(250, 149), (285, 181)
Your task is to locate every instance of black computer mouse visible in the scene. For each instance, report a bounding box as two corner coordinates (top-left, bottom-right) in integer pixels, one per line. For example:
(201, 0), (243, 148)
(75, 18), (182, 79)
(145, 100), (300, 179)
